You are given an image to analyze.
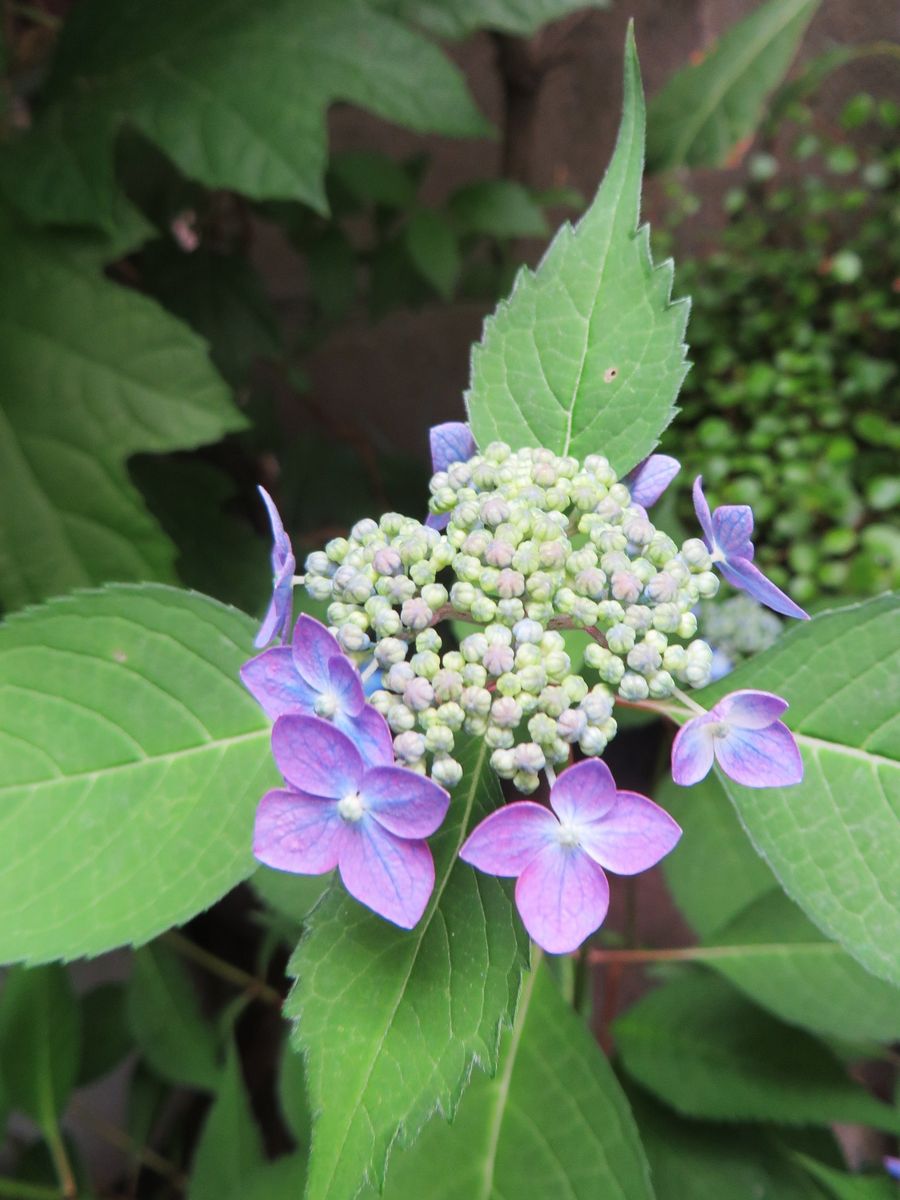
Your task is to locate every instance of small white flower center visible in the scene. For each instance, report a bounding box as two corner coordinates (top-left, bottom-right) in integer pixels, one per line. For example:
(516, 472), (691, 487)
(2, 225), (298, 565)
(555, 822), (581, 849)
(315, 690), (340, 718)
(709, 546), (725, 565)
(337, 791), (365, 823)
(710, 720), (731, 740)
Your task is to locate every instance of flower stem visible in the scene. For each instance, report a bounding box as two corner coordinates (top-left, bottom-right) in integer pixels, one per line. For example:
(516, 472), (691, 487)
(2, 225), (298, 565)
(70, 1099), (187, 1188)
(672, 686), (705, 715)
(544, 763), (557, 787)
(161, 930), (283, 1008)
(43, 1117), (76, 1200)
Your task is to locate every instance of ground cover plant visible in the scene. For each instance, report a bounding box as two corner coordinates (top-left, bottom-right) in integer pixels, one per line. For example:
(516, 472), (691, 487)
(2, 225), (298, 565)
(0, 2), (898, 1198)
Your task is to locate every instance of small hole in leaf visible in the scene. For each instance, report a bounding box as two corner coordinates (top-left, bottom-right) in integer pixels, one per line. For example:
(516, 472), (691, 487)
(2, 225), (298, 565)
(603, 367), (618, 383)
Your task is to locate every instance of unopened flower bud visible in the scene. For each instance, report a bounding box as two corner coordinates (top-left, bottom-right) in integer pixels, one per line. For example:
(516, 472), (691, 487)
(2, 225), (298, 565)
(339, 624), (370, 652)
(373, 547), (402, 576)
(483, 643), (515, 676)
(619, 672), (650, 701)
(485, 725), (514, 749)
(490, 748), (516, 779)
(401, 598), (433, 631)
(557, 708), (588, 743)
(425, 724), (455, 755)
(491, 696), (522, 728)
(394, 731), (426, 763)
(513, 770), (540, 795)
(607, 623), (636, 655)
(404, 677), (434, 711)
(388, 702), (416, 732)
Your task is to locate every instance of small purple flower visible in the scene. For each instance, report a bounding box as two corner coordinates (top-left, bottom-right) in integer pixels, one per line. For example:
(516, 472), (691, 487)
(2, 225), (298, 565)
(242, 614), (388, 763)
(460, 759), (681, 954)
(693, 477), (808, 621)
(255, 715), (450, 928)
(884, 1156), (900, 1180)
(255, 486), (296, 647)
(426, 421), (477, 530)
(672, 689), (803, 789)
(625, 454), (680, 509)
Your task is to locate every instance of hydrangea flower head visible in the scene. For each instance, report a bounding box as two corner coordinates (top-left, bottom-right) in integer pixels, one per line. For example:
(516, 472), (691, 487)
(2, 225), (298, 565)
(255, 486), (296, 647)
(625, 454), (680, 509)
(672, 689), (802, 789)
(255, 714), (450, 928)
(242, 614), (388, 762)
(425, 422), (477, 530)
(460, 759), (681, 953)
(693, 477), (808, 621)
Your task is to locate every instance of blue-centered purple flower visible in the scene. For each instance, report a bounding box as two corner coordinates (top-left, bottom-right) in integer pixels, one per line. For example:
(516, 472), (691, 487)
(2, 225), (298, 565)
(672, 689), (803, 789)
(255, 486), (296, 647)
(460, 759), (681, 954)
(254, 715), (450, 928)
(625, 454), (680, 509)
(693, 476), (808, 621)
(241, 614), (388, 763)
(426, 421), (477, 530)
(884, 1156), (900, 1180)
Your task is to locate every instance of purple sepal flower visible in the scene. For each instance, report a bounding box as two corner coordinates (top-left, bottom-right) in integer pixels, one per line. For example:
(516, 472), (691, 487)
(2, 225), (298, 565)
(625, 454), (680, 509)
(242, 614), (391, 764)
(255, 715), (450, 928)
(672, 689), (803, 789)
(426, 421), (477, 530)
(884, 1156), (900, 1180)
(693, 477), (808, 621)
(460, 759), (681, 954)
(255, 486), (296, 648)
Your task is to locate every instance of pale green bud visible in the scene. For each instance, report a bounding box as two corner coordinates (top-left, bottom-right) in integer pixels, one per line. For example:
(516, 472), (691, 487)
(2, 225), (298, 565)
(579, 725), (609, 756)
(339, 624), (370, 653)
(648, 532), (679, 565)
(543, 650), (571, 681)
(465, 714), (488, 737)
(462, 662), (488, 688)
(415, 628), (442, 654)
(410, 650), (440, 679)
(526, 600), (555, 623)
(497, 672), (522, 697)
(627, 642), (662, 676)
(514, 742), (546, 773)
(432, 670), (463, 703)
(695, 571), (720, 599)
(485, 725), (515, 750)
(681, 538), (711, 569)
(449, 581), (476, 611)
(369, 689), (393, 715)
(403, 677), (434, 712)
(375, 637), (407, 667)
(422, 583), (448, 611)
(513, 770), (540, 795)
(325, 536), (350, 563)
(663, 644), (688, 673)
(648, 670), (676, 698)
(442, 650), (464, 673)
(461, 685), (492, 717)
(425, 724), (455, 755)
(306, 576), (333, 602)
(607, 623), (636, 655)
(410, 561), (436, 588)
(394, 730), (426, 763)
(490, 748), (516, 779)
(496, 598), (526, 625)
(624, 605), (653, 632)
(431, 754), (463, 789)
(461, 632), (489, 663)
(372, 608), (401, 638)
(555, 586), (577, 614)
(515, 643), (543, 669)
(557, 708), (588, 743)
(580, 687), (613, 724)
(485, 623), (513, 646)
(677, 611), (698, 639)
(437, 702), (465, 731)
(596, 600), (625, 628)
(526, 571), (555, 603)
(652, 603), (681, 633)
(470, 595), (497, 623)
(619, 672), (650, 701)
(388, 703), (416, 733)
(538, 686), (568, 718)
(570, 596), (599, 627)
(562, 674), (589, 704)
(491, 696), (522, 728)
(528, 713), (557, 744)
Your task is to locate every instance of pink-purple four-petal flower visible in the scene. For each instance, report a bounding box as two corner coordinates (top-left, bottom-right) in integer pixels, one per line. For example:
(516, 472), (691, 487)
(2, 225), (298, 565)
(242, 615), (388, 763)
(672, 689), (803, 789)
(460, 759), (681, 954)
(693, 476), (808, 621)
(255, 714), (450, 929)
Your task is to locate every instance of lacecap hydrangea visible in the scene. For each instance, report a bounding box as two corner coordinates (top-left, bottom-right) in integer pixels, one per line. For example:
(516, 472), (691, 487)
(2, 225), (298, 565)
(241, 424), (805, 951)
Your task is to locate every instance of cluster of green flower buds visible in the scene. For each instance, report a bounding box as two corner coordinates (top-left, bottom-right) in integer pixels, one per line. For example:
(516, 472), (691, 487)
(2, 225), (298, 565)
(303, 443), (719, 792)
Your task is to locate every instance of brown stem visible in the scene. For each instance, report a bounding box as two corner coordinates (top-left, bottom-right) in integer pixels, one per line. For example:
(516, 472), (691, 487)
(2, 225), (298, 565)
(70, 1100), (187, 1189)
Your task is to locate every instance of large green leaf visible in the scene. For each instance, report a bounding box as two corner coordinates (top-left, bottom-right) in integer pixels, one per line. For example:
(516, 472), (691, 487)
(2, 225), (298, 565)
(287, 736), (529, 1200)
(699, 892), (900, 1044)
(614, 972), (900, 1132)
(370, 961), (654, 1200)
(382, 0), (609, 39)
(0, 213), (243, 612)
(646, 0), (820, 171)
(466, 26), (689, 475)
(0, 585), (274, 964)
(697, 595), (900, 987)
(0, 0), (488, 228)
(127, 942), (222, 1090)
(188, 1043), (265, 1200)
(659, 771), (776, 939)
(794, 1156), (897, 1200)
(629, 1086), (830, 1200)
(0, 965), (81, 1127)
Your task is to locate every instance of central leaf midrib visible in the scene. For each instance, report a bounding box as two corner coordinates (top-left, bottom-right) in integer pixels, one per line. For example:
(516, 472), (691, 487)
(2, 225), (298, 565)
(311, 737), (491, 1199)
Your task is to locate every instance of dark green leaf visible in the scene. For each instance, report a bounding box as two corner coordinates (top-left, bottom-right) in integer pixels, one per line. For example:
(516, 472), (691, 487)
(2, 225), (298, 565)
(330, 152), (418, 209)
(406, 211), (461, 299)
(0, 213), (243, 611)
(380, 0), (609, 39)
(287, 736), (529, 1200)
(188, 1043), (264, 1200)
(449, 180), (548, 238)
(0, 586), (275, 965)
(127, 942), (221, 1091)
(77, 982), (132, 1086)
(0, 965), (81, 1127)
(646, 0), (820, 171)
(252, 866), (331, 926)
(242, 1156), (308, 1200)
(278, 1037), (312, 1152)
(794, 1155), (897, 1200)
(466, 27), (688, 475)
(614, 972), (900, 1132)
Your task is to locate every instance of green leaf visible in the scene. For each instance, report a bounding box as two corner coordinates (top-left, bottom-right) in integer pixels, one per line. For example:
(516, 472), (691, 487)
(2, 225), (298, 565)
(278, 1036), (313, 1151)
(380, 0), (609, 39)
(0, 0), (489, 228)
(794, 1155), (897, 1200)
(330, 151), (419, 210)
(697, 595), (900, 987)
(242, 1157), (308, 1200)
(466, 26), (688, 475)
(0, 965), (81, 1127)
(252, 866), (331, 926)
(188, 1043), (264, 1200)
(629, 1086), (830, 1200)
(699, 891), (900, 1044)
(0, 585), (275, 965)
(614, 971), (900, 1132)
(369, 960), (654, 1200)
(77, 983), (132, 1086)
(406, 212), (461, 299)
(127, 942), (222, 1091)
(449, 180), (549, 239)
(287, 736), (529, 1200)
(0, 213), (243, 612)
(659, 771), (777, 939)
(646, 0), (820, 171)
